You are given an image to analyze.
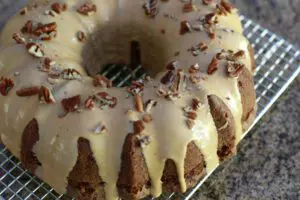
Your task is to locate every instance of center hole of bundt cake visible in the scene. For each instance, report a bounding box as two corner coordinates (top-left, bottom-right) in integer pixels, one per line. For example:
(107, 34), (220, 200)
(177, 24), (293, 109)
(82, 37), (146, 87)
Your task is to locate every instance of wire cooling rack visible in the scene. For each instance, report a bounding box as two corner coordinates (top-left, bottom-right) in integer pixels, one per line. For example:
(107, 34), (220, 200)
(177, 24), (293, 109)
(0, 4), (300, 200)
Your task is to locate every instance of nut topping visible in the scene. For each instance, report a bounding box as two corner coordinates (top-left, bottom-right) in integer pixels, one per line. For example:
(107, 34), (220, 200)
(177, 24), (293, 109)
(160, 70), (175, 85)
(156, 87), (167, 97)
(84, 96), (95, 110)
(16, 86), (40, 97)
(233, 50), (246, 60)
(183, 2), (195, 13)
(21, 20), (34, 34)
(39, 85), (55, 104)
(133, 120), (145, 134)
(207, 56), (219, 75)
(184, 111), (197, 120)
(220, 0), (232, 13)
(189, 63), (200, 74)
(12, 33), (25, 44)
(93, 122), (107, 134)
(180, 20), (192, 35)
(61, 95), (81, 113)
(186, 119), (195, 129)
(226, 62), (244, 78)
(26, 42), (44, 58)
(77, 31), (86, 42)
(94, 92), (117, 109)
(62, 68), (82, 80)
(93, 75), (112, 88)
(77, 3), (97, 16)
(145, 99), (157, 113)
(0, 77), (14, 96)
(192, 98), (203, 110)
(202, 0), (213, 5)
(165, 60), (179, 70)
(136, 135), (151, 148)
(40, 57), (56, 72)
(127, 80), (144, 95)
(143, 0), (159, 18)
(51, 2), (67, 14)
(199, 42), (208, 51)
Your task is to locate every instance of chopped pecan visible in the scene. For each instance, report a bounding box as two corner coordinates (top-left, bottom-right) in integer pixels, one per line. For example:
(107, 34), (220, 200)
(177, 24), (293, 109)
(207, 56), (219, 75)
(26, 42), (44, 58)
(202, 0), (213, 5)
(21, 20), (34, 34)
(93, 75), (112, 88)
(185, 111), (197, 120)
(189, 63), (200, 74)
(136, 135), (151, 148)
(51, 2), (67, 14)
(143, 114), (153, 123)
(0, 77), (14, 96)
(145, 99), (157, 113)
(127, 80), (144, 95)
(95, 92), (117, 108)
(40, 57), (55, 72)
(160, 70), (175, 85)
(220, 0), (232, 13)
(192, 98), (203, 111)
(133, 120), (145, 134)
(233, 50), (246, 60)
(76, 31), (86, 42)
(205, 13), (216, 25)
(61, 95), (81, 113)
(143, 0), (159, 18)
(199, 42), (208, 51)
(183, 2), (195, 13)
(156, 88), (167, 97)
(165, 91), (181, 101)
(226, 62), (244, 78)
(84, 96), (95, 110)
(165, 60), (179, 70)
(77, 3), (97, 16)
(180, 20), (192, 35)
(93, 122), (107, 134)
(62, 68), (82, 80)
(34, 22), (57, 40)
(12, 33), (26, 44)
(39, 85), (55, 103)
(186, 119), (195, 130)
(16, 86), (40, 97)
(20, 7), (28, 15)
(170, 70), (185, 92)
(134, 94), (144, 112)
(207, 27), (215, 39)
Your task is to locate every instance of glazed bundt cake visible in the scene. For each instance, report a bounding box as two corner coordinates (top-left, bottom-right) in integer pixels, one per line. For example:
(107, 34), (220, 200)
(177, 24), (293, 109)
(0, 0), (256, 199)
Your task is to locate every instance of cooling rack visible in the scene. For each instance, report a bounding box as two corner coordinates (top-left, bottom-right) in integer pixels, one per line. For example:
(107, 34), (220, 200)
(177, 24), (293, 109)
(0, 3), (300, 200)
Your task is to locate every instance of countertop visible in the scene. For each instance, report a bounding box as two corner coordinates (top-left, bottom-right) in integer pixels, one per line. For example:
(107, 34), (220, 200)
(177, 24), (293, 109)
(193, 0), (300, 199)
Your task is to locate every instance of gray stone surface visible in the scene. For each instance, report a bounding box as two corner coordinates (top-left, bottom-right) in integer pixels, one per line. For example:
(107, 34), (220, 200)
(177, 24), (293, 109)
(192, 0), (300, 199)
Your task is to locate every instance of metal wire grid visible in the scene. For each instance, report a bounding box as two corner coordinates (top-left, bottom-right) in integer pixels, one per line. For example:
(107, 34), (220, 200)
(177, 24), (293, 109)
(0, 14), (299, 200)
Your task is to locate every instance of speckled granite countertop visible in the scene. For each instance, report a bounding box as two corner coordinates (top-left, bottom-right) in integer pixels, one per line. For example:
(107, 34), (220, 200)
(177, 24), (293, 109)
(192, 0), (300, 199)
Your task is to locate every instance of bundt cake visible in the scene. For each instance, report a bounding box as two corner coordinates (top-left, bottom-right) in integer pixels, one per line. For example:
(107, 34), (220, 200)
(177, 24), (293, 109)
(0, 0), (256, 199)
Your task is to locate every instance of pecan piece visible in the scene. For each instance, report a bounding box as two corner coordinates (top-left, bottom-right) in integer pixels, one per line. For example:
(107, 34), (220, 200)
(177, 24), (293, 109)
(26, 42), (44, 58)
(76, 31), (86, 42)
(220, 0), (232, 13)
(180, 20), (192, 35)
(12, 33), (26, 44)
(40, 57), (55, 72)
(133, 120), (145, 134)
(39, 86), (55, 104)
(183, 2), (195, 13)
(165, 60), (179, 70)
(185, 111), (197, 120)
(51, 2), (67, 14)
(77, 3), (97, 16)
(226, 62), (244, 78)
(189, 63), (200, 74)
(21, 20), (34, 34)
(202, 0), (213, 5)
(192, 98), (203, 111)
(207, 56), (219, 75)
(84, 96), (95, 110)
(161, 70), (175, 85)
(186, 119), (195, 130)
(95, 92), (117, 108)
(199, 42), (208, 51)
(16, 86), (40, 97)
(61, 95), (81, 113)
(0, 77), (14, 96)
(145, 99), (157, 113)
(93, 75), (112, 88)
(143, 0), (159, 18)
(62, 68), (82, 80)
